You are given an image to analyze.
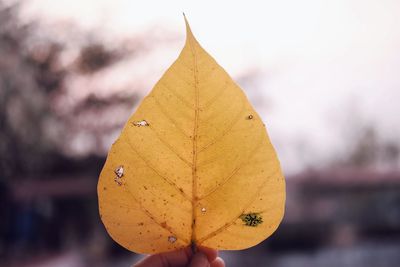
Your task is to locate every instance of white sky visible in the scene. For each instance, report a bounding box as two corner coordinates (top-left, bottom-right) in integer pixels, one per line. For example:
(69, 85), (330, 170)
(21, 0), (400, 174)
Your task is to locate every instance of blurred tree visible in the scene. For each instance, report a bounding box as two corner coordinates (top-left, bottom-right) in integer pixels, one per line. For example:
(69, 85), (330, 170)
(0, 1), (61, 179)
(349, 127), (378, 167)
(0, 0), (163, 260)
(77, 44), (120, 74)
(346, 125), (400, 169)
(0, 1), (148, 180)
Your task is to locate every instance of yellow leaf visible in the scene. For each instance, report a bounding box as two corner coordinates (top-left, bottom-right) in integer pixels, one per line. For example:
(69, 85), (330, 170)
(97, 16), (285, 254)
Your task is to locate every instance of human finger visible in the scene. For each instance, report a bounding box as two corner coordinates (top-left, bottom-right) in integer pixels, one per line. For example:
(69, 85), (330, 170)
(133, 247), (191, 267)
(197, 246), (218, 263)
(188, 252), (210, 267)
(210, 257), (225, 267)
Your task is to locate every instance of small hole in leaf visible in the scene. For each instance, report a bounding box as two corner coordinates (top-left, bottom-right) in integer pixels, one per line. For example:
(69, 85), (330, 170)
(114, 166), (124, 178)
(201, 207), (206, 213)
(132, 120), (149, 127)
(247, 114), (253, 120)
(168, 236), (177, 243)
(114, 166), (124, 186)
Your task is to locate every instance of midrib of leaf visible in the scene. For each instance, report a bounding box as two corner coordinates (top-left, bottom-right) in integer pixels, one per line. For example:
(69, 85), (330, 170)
(186, 25), (200, 247)
(159, 72), (230, 136)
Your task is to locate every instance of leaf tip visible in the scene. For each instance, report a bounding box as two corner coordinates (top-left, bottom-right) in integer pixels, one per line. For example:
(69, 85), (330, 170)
(182, 13), (195, 43)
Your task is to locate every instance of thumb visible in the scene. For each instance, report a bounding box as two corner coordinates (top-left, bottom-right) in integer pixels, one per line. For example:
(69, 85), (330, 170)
(188, 252), (210, 267)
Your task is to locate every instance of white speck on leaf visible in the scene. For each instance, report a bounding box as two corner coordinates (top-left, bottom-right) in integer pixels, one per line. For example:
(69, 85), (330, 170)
(133, 120), (149, 127)
(115, 166), (124, 178)
(168, 236), (177, 243)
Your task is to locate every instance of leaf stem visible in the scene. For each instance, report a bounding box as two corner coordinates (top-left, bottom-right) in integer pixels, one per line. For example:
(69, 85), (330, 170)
(191, 240), (198, 254)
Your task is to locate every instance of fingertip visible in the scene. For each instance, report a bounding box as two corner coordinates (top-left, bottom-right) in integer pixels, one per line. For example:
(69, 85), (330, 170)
(210, 257), (225, 267)
(189, 252), (210, 267)
(198, 246), (218, 262)
(134, 247), (192, 267)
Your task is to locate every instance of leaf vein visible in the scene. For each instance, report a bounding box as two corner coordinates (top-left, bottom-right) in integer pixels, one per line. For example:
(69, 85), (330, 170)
(198, 99), (246, 153)
(151, 95), (192, 138)
(148, 125), (192, 167)
(198, 134), (265, 199)
(159, 82), (194, 110)
(168, 65), (195, 87)
(123, 139), (191, 201)
(122, 182), (190, 244)
(200, 79), (229, 109)
(197, 168), (281, 244)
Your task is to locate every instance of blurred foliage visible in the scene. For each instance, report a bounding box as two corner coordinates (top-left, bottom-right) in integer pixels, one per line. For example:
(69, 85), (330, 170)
(349, 127), (399, 168)
(0, 2), (60, 178)
(0, 1), (141, 180)
(0, 0), (150, 261)
(77, 44), (120, 74)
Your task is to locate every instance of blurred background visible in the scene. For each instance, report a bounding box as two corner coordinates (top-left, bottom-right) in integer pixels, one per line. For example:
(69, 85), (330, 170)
(1, 0), (400, 266)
